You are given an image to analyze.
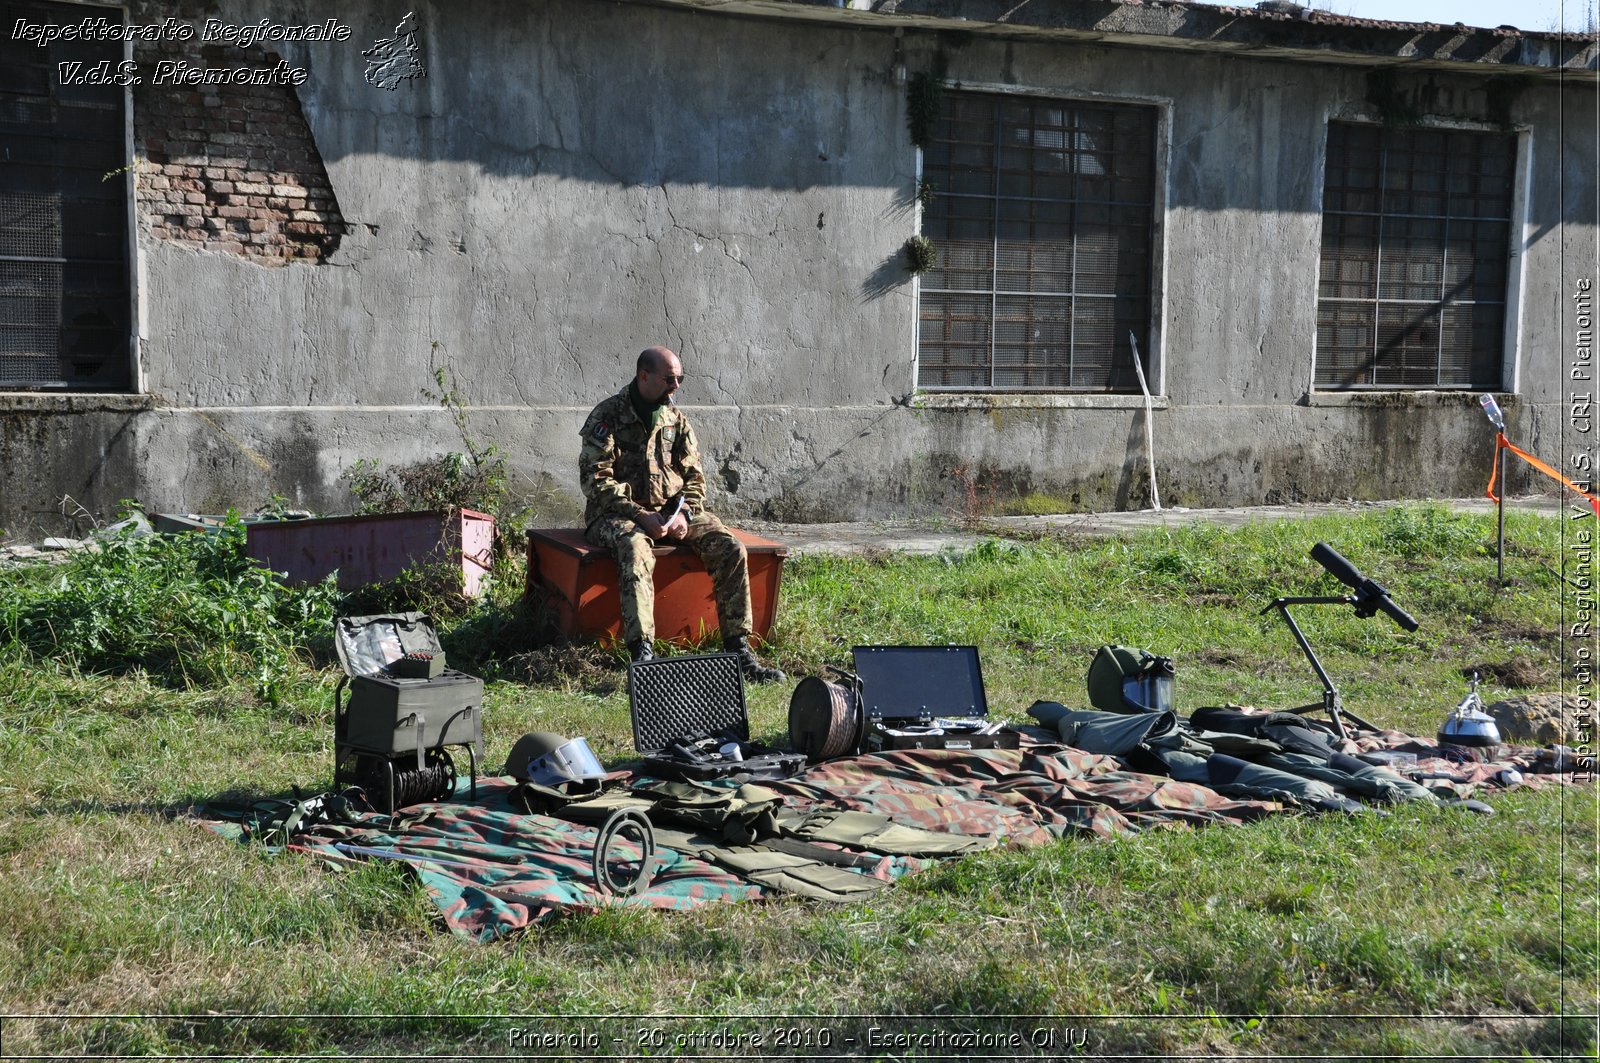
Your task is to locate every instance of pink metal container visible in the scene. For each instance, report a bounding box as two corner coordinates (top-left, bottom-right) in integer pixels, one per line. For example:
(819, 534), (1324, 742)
(245, 509), (495, 597)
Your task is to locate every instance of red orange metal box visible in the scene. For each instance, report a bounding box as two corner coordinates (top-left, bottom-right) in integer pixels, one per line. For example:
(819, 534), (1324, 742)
(525, 528), (788, 644)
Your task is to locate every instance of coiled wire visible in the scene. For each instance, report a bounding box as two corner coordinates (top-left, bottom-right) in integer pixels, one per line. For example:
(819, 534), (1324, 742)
(357, 748), (457, 811)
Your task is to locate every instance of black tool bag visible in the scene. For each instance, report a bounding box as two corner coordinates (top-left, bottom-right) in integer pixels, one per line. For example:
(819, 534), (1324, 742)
(628, 653), (806, 782)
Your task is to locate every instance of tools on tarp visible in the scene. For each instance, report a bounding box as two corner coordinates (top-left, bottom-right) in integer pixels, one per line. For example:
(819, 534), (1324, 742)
(501, 730), (658, 896)
(789, 646), (1018, 762)
(332, 612), (483, 816)
(1262, 543), (1418, 741)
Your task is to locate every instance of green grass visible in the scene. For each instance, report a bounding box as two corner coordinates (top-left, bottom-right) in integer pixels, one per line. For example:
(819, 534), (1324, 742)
(0, 503), (1594, 1059)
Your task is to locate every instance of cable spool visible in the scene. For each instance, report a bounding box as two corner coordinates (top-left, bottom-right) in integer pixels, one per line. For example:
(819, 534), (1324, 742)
(356, 747), (458, 812)
(788, 676), (860, 762)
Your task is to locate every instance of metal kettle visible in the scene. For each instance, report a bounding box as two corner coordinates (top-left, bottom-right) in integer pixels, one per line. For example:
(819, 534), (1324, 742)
(1438, 672), (1502, 749)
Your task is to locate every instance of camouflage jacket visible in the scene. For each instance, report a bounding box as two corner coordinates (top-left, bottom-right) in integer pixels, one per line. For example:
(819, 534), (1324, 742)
(579, 386), (708, 527)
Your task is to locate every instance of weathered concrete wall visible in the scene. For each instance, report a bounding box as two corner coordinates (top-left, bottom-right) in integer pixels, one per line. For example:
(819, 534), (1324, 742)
(0, 0), (1592, 536)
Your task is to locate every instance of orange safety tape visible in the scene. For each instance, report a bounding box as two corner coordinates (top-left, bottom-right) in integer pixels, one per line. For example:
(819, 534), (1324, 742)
(1486, 431), (1600, 517)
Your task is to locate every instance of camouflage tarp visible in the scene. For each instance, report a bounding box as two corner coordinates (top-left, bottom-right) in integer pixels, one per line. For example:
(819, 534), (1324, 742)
(200, 733), (1586, 941)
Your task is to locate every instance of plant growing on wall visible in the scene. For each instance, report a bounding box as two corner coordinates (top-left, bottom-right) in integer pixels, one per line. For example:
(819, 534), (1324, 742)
(344, 352), (514, 523)
(904, 235), (938, 275)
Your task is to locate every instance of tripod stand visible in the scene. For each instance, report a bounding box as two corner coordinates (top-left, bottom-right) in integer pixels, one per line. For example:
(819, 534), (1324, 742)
(1263, 543), (1419, 742)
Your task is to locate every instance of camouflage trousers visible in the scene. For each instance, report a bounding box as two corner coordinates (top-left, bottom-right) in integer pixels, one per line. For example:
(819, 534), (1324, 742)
(585, 511), (753, 648)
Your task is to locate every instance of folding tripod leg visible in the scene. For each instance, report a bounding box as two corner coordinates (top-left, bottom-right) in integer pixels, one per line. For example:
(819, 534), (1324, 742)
(1280, 702), (1380, 740)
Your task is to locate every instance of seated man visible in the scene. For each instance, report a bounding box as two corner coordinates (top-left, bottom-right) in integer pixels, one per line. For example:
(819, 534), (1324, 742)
(578, 345), (785, 683)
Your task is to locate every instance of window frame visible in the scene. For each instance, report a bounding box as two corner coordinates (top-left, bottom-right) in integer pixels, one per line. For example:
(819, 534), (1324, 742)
(912, 81), (1170, 397)
(0, 0), (138, 394)
(1311, 117), (1528, 394)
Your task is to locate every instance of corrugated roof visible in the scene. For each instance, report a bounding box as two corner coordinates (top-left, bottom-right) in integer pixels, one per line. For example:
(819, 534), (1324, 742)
(1120, 0), (1596, 40)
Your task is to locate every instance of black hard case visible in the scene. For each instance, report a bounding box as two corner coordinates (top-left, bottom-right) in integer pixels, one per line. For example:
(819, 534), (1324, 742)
(628, 652), (806, 781)
(852, 645), (1019, 754)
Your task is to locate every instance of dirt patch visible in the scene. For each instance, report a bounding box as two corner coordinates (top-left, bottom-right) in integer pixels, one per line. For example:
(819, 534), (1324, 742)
(1461, 658), (1555, 689)
(500, 642), (622, 695)
(1194, 648), (1242, 667)
(1470, 618), (1559, 645)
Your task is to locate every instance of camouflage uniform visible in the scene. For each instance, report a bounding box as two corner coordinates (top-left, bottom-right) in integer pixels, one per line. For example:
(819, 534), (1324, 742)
(579, 386), (753, 648)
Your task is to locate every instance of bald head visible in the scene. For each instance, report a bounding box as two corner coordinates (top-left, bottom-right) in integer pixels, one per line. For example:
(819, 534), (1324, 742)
(634, 345), (683, 404)
(637, 346), (675, 374)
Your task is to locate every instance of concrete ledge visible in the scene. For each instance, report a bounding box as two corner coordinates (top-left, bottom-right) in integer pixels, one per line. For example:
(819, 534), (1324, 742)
(0, 393), (155, 414)
(1300, 390), (1514, 409)
(913, 392), (1172, 410)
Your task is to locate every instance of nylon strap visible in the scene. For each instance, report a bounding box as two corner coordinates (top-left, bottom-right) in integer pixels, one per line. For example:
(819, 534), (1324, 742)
(1487, 431), (1600, 516)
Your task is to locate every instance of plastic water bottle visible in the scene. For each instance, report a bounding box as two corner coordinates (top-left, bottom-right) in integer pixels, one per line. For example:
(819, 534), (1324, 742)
(1479, 393), (1506, 430)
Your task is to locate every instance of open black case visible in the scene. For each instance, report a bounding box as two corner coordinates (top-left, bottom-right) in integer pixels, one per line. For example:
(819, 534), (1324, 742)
(627, 652), (806, 782)
(851, 645), (1018, 755)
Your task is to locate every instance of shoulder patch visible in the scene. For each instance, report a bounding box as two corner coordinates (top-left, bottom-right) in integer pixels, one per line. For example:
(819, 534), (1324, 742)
(590, 420), (611, 443)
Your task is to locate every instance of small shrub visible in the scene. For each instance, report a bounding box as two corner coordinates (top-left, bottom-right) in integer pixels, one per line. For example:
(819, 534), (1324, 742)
(1376, 504), (1485, 556)
(0, 517), (338, 702)
(903, 235), (938, 275)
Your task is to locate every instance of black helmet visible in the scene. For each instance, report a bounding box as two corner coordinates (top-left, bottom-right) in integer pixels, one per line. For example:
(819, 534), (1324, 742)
(1087, 645), (1176, 714)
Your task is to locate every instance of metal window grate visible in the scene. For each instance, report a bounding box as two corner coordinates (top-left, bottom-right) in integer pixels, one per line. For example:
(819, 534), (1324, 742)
(1315, 122), (1514, 390)
(917, 92), (1157, 392)
(0, 0), (131, 390)
(0, 191), (63, 259)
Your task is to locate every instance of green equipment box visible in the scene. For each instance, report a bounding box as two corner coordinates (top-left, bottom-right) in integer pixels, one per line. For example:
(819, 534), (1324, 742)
(333, 613), (483, 811)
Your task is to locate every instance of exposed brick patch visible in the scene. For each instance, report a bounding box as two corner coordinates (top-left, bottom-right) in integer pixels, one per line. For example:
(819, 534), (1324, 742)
(132, 40), (344, 264)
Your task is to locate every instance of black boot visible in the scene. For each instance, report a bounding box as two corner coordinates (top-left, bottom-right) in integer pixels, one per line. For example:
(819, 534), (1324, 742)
(726, 636), (785, 684)
(628, 639), (655, 664)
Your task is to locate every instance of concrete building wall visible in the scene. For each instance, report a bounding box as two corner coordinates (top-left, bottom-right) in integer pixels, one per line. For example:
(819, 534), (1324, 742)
(0, 0), (1593, 535)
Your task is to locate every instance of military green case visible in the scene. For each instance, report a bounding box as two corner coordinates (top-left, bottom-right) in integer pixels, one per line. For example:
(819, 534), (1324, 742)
(343, 671), (482, 757)
(334, 612), (483, 763)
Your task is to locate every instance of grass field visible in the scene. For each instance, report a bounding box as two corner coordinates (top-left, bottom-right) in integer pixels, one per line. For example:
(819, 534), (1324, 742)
(0, 503), (1594, 1060)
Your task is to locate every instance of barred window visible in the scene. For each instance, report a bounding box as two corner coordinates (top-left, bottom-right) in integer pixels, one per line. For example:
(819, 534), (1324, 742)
(1316, 122), (1515, 389)
(917, 91), (1157, 391)
(0, 0), (133, 390)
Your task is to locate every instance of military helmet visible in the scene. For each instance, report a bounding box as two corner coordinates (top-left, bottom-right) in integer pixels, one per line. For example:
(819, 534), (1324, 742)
(1087, 645), (1176, 714)
(505, 731), (609, 786)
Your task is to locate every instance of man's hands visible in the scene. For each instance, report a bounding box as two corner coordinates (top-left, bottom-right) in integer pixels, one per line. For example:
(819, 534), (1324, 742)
(637, 511), (689, 541)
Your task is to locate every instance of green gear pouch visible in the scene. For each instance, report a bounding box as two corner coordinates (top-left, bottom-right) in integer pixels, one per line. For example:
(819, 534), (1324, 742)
(699, 846), (890, 901)
(613, 779), (783, 842)
(647, 826), (891, 902)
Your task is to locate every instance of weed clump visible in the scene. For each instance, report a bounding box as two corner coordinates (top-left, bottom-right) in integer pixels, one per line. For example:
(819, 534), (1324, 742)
(0, 517), (338, 702)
